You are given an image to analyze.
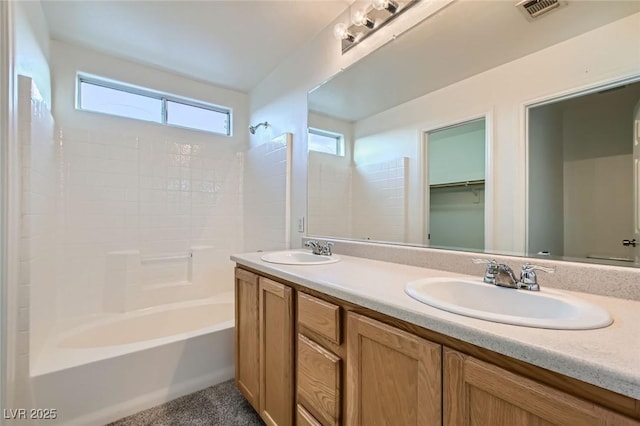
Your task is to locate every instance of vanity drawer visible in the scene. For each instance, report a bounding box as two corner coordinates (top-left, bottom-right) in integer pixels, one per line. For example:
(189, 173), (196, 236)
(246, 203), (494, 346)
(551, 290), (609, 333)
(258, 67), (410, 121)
(297, 292), (341, 344)
(297, 334), (341, 426)
(296, 404), (322, 426)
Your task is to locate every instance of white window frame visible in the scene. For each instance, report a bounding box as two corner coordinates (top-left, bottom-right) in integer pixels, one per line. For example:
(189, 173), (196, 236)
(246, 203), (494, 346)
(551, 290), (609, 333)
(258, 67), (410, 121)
(308, 127), (345, 156)
(76, 73), (233, 136)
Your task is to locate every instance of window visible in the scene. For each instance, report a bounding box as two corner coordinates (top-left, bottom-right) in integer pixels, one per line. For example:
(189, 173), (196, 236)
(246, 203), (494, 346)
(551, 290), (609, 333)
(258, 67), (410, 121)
(77, 75), (231, 136)
(308, 128), (344, 156)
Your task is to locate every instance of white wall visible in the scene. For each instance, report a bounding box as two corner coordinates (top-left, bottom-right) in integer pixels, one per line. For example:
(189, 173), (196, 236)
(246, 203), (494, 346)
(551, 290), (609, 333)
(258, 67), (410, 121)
(252, 10), (640, 252)
(427, 120), (485, 185)
(15, 1), (50, 106)
(528, 104), (564, 256)
(47, 40), (249, 322)
(429, 186), (485, 250)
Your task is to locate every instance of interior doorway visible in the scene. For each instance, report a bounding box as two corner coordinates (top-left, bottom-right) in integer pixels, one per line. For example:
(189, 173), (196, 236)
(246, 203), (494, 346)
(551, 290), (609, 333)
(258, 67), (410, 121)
(424, 118), (486, 251)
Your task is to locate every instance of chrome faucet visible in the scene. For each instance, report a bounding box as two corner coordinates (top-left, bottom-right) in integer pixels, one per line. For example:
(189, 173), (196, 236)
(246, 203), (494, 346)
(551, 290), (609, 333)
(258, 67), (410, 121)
(472, 259), (554, 291)
(304, 240), (334, 256)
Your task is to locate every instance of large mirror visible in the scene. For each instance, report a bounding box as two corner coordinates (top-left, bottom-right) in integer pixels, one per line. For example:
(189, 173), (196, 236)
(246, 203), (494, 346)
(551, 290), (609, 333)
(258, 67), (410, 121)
(307, 0), (640, 266)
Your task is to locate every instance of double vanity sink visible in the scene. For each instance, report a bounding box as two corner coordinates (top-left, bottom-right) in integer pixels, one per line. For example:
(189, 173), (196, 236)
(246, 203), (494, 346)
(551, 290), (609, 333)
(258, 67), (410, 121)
(261, 249), (613, 331)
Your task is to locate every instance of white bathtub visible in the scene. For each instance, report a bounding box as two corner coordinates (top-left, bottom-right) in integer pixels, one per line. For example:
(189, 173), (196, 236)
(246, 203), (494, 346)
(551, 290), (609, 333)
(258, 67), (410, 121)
(29, 293), (235, 425)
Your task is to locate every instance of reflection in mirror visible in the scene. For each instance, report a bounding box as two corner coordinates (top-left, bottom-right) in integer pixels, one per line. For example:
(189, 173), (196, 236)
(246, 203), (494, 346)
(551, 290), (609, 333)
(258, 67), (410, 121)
(307, 113), (488, 251)
(307, 0), (640, 266)
(427, 119), (485, 251)
(528, 80), (640, 265)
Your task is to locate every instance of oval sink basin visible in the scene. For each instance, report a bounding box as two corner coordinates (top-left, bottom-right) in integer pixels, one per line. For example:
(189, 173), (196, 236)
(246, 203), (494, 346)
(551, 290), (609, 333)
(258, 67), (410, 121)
(261, 250), (340, 265)
(405, 278), (612, 330)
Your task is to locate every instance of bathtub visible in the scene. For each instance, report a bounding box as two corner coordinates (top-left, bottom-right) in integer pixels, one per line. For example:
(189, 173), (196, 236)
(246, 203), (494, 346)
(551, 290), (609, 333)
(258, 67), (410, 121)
(29, 293), (235, 425)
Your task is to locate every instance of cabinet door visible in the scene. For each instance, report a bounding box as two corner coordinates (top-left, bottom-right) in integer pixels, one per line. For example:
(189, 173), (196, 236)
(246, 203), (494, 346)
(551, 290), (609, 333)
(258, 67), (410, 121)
(346, 313), (442, 426)
(259, 278), (294, 426)
(235, 268), (260, 410)
(444, 348), (639, 426)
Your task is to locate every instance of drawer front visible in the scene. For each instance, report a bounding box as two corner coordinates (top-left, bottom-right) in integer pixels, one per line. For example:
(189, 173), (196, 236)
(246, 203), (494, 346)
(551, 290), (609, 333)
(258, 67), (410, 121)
(297, 292), (341, 344)
(296, 404), (322, 426)
(297, 334), (341, 426)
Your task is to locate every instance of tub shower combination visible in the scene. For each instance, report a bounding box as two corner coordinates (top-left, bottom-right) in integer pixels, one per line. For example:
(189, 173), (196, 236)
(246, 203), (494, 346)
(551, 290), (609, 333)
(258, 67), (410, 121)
(29, 246), (235, 425)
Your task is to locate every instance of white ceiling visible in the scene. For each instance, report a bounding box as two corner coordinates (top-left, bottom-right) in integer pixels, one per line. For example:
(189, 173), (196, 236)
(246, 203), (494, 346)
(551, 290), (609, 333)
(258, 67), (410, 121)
(41, 0), (351, 92)
(309, 0), (640, 122)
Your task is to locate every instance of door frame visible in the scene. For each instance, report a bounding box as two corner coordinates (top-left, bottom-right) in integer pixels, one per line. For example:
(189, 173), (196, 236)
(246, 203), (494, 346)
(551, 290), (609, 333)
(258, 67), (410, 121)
(420, 112), (494, 249)
(1, 0), (17, 415)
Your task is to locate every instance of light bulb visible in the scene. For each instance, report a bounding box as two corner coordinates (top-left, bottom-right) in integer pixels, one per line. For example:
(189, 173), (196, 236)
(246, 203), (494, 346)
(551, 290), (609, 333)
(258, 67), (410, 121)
(372, 0), (398, 13)
(352, 10), (374, 29)
(333, 22), (354, 42)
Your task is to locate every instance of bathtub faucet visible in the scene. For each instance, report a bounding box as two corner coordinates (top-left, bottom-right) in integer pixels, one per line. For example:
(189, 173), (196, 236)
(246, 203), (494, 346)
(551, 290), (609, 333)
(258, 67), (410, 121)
(304, 240), (334, 256)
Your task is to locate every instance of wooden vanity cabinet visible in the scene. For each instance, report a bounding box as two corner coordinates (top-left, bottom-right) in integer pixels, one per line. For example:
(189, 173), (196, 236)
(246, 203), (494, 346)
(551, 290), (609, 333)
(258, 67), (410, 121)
(444, 348), (639, 426)
(235, 268), (294, 426)
(235, 266), (640, 426)
(346, 312), (442, 426)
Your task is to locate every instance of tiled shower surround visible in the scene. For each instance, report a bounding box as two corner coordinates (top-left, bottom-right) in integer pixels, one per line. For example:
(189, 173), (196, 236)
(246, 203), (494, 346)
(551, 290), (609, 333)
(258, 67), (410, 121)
(243, 137), (291, 251)
(56, 126), (243, 319)
(308, 154), (408, 242)
(18, 75), (273, 382)
(18, 76), (58, 401)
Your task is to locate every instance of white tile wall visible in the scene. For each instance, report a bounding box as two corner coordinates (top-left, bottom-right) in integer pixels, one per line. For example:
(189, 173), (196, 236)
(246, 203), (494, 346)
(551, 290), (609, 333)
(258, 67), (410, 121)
(352, 157), (408, 242)
(243, 136), (291, 251)
(307, 151), (352, 238)
(18, 76), (57, 402)
(55, 125), (244, 319)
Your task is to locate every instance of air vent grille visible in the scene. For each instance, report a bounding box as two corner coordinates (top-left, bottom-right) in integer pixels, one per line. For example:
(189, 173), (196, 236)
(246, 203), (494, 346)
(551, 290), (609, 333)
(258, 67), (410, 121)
(516, 0), (563, 20)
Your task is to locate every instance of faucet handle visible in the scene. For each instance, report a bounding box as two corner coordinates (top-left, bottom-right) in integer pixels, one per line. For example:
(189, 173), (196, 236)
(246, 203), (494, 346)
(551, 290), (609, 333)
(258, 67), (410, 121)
(304, 240), (320, 254)
(472, 258), (498, 284)
(521, 263), (555, 274)
(519, 263), (554, 290)
(320, 241), (334, 256)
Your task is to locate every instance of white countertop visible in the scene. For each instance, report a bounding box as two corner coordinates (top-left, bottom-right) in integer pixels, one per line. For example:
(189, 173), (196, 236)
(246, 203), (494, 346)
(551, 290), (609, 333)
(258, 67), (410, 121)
(231, 250), (640, 400)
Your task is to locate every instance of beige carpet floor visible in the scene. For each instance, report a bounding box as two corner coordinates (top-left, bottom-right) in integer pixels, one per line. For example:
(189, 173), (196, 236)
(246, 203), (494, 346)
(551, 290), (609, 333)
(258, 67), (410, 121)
(108, 380), (264, 426)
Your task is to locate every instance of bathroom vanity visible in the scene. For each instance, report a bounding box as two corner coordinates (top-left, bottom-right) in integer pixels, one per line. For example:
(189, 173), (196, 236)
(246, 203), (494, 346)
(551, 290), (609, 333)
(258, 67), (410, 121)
(232, 252), (640, 426)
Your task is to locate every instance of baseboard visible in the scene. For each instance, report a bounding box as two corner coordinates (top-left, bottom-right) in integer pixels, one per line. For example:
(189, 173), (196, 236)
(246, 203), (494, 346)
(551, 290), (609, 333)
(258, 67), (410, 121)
(70, 366), (235, 426)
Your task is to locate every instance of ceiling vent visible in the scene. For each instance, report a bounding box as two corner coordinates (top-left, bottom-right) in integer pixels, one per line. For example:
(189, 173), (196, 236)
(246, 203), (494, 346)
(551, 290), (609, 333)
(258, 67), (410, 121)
(516, 0), (566, 21)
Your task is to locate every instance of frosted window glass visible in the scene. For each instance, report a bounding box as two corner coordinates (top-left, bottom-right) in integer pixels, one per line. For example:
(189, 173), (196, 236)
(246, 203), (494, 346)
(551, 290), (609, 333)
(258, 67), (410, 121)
(166, 101), (229, 135)
(308, 130), (343, 156)
(79, 82), (162, 123)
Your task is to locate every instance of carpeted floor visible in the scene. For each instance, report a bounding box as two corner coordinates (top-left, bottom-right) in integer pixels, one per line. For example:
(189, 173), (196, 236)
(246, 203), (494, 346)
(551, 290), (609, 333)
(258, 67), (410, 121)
(108, 380), (265, 426)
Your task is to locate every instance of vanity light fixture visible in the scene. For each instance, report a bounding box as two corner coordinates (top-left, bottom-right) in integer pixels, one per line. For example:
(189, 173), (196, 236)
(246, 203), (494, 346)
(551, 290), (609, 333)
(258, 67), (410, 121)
(333, 0), (418, 54)
(248, 121), (269, 135)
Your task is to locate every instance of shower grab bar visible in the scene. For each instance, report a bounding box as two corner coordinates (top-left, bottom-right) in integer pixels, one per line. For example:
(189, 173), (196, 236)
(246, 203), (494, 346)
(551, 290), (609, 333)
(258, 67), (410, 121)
(141, 252), (193, 263)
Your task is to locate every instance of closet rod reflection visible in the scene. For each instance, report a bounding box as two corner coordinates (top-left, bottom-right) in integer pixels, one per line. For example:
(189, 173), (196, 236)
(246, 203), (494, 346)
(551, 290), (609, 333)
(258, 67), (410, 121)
(430, 179), (485, 189)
